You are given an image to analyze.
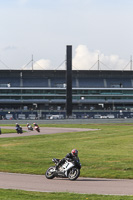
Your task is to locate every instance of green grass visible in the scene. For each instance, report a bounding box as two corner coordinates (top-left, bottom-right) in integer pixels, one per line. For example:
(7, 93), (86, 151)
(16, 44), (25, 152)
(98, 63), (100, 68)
(0, 189), (133, 200)
(0, 123), (133, 178)
(1, 129), (17, 134)
(0, 128), (26, 134)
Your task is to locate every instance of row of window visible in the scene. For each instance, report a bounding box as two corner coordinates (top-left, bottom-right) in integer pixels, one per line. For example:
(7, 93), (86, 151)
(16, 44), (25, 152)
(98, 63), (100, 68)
(1, 89), (133, 95)
(0, 96), (133, 100)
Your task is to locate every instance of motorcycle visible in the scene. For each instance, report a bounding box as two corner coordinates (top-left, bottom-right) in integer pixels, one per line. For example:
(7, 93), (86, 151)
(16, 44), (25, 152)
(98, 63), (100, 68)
(45, 158), (81, 181)
(16, 126), (23, 134)
(27, 125), (33, 131)
(34, 125), (40, 132)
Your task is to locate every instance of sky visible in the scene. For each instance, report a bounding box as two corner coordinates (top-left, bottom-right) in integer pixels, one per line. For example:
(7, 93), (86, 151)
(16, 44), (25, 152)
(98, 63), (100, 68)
(0, 0), (133, 70)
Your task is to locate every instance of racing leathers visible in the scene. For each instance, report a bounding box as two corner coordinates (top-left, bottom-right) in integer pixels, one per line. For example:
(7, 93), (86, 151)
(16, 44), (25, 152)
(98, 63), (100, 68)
(56, 153), (79, 169)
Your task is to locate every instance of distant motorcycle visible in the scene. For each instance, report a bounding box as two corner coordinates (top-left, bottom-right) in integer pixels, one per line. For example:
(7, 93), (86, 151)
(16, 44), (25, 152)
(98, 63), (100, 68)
(45, 158), (81, 181)
(27, 125), (33, 131)
(34, 125), (40, 132)
(16, 126), (23, 134)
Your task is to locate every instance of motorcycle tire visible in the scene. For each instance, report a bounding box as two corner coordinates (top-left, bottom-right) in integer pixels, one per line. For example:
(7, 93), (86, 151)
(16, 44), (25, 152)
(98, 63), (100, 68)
(68, 167), (80, 181)
(45, 166), (55, 179)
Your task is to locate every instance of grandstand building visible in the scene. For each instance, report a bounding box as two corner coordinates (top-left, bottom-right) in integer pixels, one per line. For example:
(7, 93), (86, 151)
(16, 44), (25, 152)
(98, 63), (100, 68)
(0, 69), (133, 119)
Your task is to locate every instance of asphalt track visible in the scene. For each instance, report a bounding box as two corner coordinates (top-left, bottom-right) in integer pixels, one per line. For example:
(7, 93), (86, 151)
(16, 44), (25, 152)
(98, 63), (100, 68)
(0, 126), (98, 138)
(0, 126), (133, 195)
(0, 172), (133, 195)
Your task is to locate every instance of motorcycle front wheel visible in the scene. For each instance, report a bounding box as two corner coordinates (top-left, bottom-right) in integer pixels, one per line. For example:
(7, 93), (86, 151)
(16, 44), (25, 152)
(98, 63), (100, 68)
(45, 166), (55, 179)
(68, 167), (80, 181)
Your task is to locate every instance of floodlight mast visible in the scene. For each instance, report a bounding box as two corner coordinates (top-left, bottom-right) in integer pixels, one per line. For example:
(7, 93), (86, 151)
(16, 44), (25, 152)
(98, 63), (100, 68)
(66, 45), (72, 118)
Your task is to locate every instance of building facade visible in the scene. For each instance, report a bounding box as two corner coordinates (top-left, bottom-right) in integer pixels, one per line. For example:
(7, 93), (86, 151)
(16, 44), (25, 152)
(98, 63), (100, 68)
(0, 69), (133, 119)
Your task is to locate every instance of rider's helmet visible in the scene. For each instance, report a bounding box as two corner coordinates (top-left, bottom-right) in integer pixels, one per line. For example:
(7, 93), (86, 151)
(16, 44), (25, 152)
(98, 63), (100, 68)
(27, 123), (29, 125)
(71, 149), (78, 157)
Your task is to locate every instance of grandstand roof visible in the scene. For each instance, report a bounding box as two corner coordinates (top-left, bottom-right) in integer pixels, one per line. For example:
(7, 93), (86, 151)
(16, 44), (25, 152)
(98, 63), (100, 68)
(1, 69), (133, 78)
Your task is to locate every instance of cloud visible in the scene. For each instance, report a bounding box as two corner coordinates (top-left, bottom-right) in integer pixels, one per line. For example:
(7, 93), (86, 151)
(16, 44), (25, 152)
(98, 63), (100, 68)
(33, 59), (52, 70)
(72, 45), (128, 70)
(22, 59), (53, 70)
(3, 45), (17, 51)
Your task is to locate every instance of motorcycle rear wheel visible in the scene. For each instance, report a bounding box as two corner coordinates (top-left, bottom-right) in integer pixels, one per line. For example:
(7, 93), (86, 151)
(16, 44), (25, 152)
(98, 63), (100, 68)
(45, 166), (55, 179)
(68, 167), (80, 181)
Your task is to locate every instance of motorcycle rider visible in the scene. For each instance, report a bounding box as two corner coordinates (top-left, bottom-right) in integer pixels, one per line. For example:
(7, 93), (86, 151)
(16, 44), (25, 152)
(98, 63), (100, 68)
(15, 123), (22, 134)
(27, 123), (29, 127)
(27, 123), (33, 130)
(33, 122), (38, 127)
(16, 123), (20, 128)
(33, 122), (40, 131)
(56, 149), (79, 169)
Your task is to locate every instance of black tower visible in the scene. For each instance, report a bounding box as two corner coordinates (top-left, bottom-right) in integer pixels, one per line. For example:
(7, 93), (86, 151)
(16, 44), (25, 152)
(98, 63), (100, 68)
(66, 45), (72, 117)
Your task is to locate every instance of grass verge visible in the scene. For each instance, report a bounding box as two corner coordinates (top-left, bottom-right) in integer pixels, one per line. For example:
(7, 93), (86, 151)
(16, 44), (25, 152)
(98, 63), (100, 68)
(0, 189), (133, 200)
(0, 123), (133, 178)
(0, 129), (17, 134)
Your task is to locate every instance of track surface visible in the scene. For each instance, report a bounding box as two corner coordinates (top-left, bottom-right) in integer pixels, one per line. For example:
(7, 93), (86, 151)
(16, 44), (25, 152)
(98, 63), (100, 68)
(0, 172), (133, 195)
(0, 126), (133, 195)
(0, 126), (98, 138)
